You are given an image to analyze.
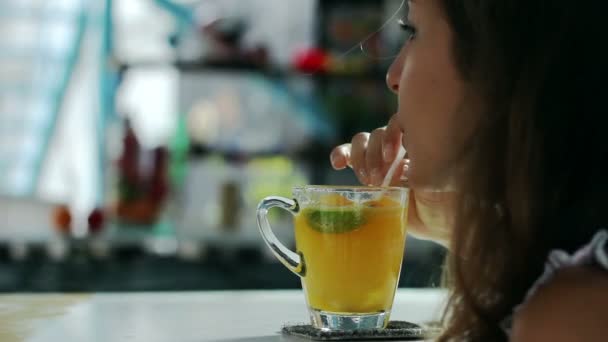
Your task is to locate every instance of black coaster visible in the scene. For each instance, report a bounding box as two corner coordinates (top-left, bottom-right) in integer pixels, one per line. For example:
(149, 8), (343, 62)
(282, 321), (441, 341)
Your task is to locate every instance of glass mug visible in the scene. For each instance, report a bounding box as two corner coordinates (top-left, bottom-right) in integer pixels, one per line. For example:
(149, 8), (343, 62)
(257, 186), (409, 331)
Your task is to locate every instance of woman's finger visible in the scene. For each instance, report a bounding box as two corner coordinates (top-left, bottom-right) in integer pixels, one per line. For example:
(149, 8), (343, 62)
(388, 160), (408, 186)
(366, 127), (387, 186)
(383, 115), (404, 163)
(351, 132), (371, 185)
(330, 144), (352, 170)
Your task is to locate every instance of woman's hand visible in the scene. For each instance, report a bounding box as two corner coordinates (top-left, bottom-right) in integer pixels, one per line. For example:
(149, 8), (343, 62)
(330, 116), (406, 186)
(330, 115), (454, 247)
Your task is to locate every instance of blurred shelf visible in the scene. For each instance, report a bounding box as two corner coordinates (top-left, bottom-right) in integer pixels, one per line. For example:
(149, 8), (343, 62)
(0, 243), (445, 292)
(187, 142), (333, 161)
(117, 60), (386, 82)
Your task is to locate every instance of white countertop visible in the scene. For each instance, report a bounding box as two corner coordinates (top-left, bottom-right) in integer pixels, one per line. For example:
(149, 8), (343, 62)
(0, 289), (447, 342)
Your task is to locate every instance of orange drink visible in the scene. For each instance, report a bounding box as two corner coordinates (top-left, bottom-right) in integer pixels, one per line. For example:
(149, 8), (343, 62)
(295, 195), (407, 314)
(257, 186), (409, 330)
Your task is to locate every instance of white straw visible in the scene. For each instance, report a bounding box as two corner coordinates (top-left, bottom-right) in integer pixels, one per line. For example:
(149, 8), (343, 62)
(381, 145), (406, 187)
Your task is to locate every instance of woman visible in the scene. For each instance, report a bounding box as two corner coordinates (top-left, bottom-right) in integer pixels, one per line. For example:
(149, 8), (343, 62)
(331, 0), (608, 340)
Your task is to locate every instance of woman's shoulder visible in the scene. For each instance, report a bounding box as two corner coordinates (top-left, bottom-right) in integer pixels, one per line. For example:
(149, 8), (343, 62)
(508, 230), (608, 341)
(511, 265), (608, 341)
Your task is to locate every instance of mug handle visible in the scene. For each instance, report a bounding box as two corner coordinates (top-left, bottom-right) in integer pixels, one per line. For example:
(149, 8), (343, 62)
(256, 196), (306, 277)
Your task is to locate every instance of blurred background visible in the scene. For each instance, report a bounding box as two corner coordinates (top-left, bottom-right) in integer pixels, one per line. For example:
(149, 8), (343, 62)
(0, 0), (445, 292)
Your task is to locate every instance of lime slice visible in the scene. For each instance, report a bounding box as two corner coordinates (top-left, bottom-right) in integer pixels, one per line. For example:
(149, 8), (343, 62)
(303, 207), (367, 234)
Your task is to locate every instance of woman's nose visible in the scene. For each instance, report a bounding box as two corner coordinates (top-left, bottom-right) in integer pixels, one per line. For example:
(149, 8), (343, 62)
(386, 72), (400, 93)
(386, 62), (401, 94)
(386, 51), (405, 94)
